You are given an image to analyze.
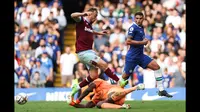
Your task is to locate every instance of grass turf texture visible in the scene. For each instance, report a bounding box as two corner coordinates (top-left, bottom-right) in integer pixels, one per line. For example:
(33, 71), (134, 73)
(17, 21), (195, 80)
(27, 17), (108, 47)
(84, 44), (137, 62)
(15, 101), (185, 112)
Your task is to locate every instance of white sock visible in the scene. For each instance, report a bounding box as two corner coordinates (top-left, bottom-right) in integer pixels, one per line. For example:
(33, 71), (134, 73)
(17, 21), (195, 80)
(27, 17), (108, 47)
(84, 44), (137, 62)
(154, 68), (164, 91)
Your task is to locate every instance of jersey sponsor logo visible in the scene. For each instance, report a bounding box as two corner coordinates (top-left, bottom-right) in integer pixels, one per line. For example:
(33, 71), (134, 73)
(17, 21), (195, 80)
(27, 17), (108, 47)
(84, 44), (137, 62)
(84, 27), (93, 33)
(142, 91), (178, 100)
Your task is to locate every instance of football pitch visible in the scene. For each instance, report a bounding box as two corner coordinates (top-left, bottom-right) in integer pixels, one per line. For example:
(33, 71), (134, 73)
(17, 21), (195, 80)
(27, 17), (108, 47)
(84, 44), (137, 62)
(15, 101), (185, 112)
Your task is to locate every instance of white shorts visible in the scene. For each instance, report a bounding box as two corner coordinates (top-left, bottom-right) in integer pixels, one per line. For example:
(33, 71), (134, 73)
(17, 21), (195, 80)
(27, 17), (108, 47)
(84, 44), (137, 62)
(77, 50), (100, 70)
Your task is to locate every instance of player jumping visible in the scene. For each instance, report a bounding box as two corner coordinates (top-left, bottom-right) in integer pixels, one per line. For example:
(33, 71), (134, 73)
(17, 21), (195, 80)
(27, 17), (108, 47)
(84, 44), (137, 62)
(70, 7), (127, 98)
(119, 12), (172, 97)
(69, 78), (145, 109)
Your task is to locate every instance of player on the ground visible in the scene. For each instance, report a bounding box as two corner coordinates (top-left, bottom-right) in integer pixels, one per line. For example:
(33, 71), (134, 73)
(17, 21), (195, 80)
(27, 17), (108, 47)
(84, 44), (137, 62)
(70, 7), (127, 98)
(69, 78), (145, 109)
(119, 12), (172, 97)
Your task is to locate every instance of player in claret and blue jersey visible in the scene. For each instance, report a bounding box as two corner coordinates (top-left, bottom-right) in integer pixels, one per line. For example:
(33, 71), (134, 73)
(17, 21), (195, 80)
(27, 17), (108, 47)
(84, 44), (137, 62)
(119, 12), (172, 98)
(69, 7), (124, 99)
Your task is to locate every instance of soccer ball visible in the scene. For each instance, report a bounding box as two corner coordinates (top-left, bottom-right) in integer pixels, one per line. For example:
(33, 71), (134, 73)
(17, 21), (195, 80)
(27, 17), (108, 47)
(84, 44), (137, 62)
(15, 93), (28, 105)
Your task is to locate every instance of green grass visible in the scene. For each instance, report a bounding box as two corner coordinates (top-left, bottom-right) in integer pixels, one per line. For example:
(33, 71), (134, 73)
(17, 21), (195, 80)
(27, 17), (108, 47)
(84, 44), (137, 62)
(15, 101), (185, 112)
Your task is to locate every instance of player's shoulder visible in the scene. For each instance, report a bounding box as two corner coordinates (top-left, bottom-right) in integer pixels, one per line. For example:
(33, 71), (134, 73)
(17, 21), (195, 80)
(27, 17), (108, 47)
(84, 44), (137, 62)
(132, 22), (139, 28)
(128, 23), (138, 31)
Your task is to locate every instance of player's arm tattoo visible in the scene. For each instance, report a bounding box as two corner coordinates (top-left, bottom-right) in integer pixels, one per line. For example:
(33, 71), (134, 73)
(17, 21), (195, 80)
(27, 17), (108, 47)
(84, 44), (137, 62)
(126, 35), (147, 45)
(78, 83), (96, 101)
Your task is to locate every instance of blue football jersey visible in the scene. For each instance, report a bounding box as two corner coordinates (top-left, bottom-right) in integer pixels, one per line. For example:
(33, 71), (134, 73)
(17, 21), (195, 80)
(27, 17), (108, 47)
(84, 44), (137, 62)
(126, 22), (146, 61)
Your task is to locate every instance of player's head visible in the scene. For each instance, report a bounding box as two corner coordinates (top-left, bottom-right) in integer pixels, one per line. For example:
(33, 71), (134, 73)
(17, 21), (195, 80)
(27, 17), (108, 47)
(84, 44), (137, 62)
(65, 46), (71, 54)
(134, 12), (144, 26)
(87, 7), (98, 23)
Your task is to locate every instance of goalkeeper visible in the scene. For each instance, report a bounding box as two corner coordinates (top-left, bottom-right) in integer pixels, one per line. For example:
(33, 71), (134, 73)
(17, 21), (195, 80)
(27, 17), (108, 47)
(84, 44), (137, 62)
(69, 78), (145, 109)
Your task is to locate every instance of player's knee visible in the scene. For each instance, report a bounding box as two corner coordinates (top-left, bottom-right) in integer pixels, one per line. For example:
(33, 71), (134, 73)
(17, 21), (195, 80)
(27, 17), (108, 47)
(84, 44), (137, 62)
(149, 61), (160, 70)
(154, 64), (160, 70)
(97, 60), (108, 71)
(96, 101), (104, 109)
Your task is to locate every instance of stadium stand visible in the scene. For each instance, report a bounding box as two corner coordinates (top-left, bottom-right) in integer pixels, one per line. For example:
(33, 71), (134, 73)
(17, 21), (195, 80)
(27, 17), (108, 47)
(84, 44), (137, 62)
(14, 0), (185, 88)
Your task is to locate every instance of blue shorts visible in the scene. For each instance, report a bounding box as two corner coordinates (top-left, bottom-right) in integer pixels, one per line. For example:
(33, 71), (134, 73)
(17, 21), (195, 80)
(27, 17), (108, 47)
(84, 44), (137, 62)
(123, 54), (153, 75)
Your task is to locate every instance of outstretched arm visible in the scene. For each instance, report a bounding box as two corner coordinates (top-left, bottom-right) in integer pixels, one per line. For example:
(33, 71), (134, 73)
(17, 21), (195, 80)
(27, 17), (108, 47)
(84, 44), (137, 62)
(93, 30), (107, 35)
(126, 35), (148, 45)
(71, 101), (96, 108)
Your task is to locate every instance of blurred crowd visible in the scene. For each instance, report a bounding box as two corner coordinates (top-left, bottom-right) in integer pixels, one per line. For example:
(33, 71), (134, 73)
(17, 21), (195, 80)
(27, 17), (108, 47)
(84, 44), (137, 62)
(14, 0), (67, 88)
(69, 0), (186, 89)
(14, 0), (186, 89)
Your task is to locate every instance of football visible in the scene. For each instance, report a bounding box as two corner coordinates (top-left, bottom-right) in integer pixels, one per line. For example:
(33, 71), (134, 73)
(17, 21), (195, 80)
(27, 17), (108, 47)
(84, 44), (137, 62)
(15, 93), (28, 105)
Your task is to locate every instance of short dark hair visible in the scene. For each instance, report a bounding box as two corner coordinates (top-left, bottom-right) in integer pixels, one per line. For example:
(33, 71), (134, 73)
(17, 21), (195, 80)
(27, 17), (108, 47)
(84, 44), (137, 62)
(87, 7), (98, 14)
(135, 12), (144, 17)
(34, 71), (40, 75)
(97, 20), (104, 24)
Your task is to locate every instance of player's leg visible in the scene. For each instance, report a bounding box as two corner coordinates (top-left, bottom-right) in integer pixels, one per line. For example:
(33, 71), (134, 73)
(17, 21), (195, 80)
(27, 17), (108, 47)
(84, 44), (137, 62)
(141, 54), (172, 97)
(96, 97), (130, 109)
(71, 50), (99, 97)
(119, 60), (137, 88)
(71, 67), (98, 97)
(97, 102), (130, 109)
(79, 50), (119, 82)
(96, 58), (119, 82)
(110, 84), (145, 102)
(79, 67), (98, 87)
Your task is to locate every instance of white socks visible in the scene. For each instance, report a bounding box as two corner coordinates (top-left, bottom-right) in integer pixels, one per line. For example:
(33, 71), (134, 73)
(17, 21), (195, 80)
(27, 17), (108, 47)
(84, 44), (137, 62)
(154, 68), (164, 91)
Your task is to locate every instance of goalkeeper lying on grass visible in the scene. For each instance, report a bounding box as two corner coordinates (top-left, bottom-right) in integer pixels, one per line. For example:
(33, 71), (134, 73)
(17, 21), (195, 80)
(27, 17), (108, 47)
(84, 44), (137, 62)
(68, 78), (145, 109)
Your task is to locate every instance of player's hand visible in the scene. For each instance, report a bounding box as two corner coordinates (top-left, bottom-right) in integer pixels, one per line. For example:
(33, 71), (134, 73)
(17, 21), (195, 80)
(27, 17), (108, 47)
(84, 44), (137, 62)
(83, 12), (92, 16)
(69, 101), (76, 106)
(75, 99), (81, 104)
(103, 30), (108, 34)
(142, 38), (148, 45)
(100, 30), (108, 35)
